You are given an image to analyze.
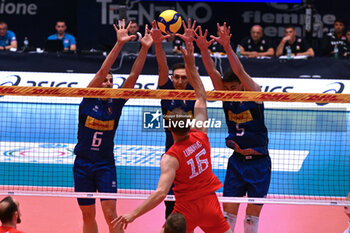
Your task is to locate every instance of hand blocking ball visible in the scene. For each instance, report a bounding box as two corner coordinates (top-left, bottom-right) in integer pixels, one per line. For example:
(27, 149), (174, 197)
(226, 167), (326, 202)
(157, 9), (182, 34)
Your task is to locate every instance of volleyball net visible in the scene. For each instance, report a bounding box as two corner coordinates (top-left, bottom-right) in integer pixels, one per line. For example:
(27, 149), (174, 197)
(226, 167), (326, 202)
(0, 85), (349, 206)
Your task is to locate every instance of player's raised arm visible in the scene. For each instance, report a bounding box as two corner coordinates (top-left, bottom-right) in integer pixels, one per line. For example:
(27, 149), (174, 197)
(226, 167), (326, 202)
(194, 25), (225, 91)
(211, 23), (261, 92)
(181, 41), (208, 134)
(175, 18), (196, 44)
(88, 20), (136, 88)
(175, 18), (197, 88)
(149, 20), (170, 87)
(112, 154), (178, 230)
(122, 24), (153, 89)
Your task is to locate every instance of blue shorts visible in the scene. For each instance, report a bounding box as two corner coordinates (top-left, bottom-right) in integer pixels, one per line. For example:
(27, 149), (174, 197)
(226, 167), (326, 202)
(73, 158), (117, 206)
(223, 153), (271, 199)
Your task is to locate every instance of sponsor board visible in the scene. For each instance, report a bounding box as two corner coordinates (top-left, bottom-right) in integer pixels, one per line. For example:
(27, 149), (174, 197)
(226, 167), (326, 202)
(1, 71), (349, 109)
(0, 142), (308, 172)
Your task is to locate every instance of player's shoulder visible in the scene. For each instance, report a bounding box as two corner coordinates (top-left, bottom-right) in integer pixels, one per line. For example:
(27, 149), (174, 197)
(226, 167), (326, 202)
(296, 36), (304, 43)
(190, 129), (208, 140)
(324, 32), (335, 39)
(65, 33), (75, 39)
(112, 98), (127, 106)
(48, 34), (58, 39)
(241, 36), (250, 42)
(7, 30), (15, 36)
(190, 128), (202, 134)
(158, 78), (173, 89)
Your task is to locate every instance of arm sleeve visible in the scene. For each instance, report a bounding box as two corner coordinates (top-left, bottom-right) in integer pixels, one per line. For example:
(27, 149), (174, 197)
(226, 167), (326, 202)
(114, 98), (128, 110)
(9, 31), (16, 42)
(265, 39), (273, 49)
(70, 35), (76, 45)
(301, 38), (311, 51)
(47, 34), (56, 40)
(240, 37), (248, 50)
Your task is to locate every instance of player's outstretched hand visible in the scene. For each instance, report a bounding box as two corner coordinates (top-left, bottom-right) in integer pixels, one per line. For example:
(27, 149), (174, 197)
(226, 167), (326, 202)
(180, 41), (195, 66)
(210, 22), (232, 49)
(176, 18), (196, 43)
(194, 25), (214, 50)
(140, 24), (153, 48)
(149, 20), (170, 44)
(111, 213), (136, 230)
(114, 19), (137, 44)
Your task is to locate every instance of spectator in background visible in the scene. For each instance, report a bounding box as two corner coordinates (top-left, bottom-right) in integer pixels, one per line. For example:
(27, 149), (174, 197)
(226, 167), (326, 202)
(0, 196), (24, 233)
(48, 20), (76, 51)
(165, 33), (184, 54)
(0, 21), (17, 51)
(339, 27), (350, 58)
(238, 25), (274, 58)
(128, 20), (142, 42)
(321, 18), (346, 56)
(276, 25), (314, 57)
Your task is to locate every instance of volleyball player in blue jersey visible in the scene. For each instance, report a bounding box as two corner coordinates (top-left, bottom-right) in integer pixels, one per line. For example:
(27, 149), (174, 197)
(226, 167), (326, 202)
(195, 23), (270, 233)
(149, 20), (195, 219)
(73, 20), (153, 233)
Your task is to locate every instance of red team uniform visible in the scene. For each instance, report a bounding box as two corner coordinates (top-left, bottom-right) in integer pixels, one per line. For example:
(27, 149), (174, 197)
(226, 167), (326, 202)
(0, 226), (24, 233)
(166, 129), (230, 233)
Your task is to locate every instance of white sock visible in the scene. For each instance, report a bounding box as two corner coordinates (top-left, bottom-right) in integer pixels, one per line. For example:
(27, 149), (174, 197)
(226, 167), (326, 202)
(223, 211), (237, 232)
(244, 215), (259, 233)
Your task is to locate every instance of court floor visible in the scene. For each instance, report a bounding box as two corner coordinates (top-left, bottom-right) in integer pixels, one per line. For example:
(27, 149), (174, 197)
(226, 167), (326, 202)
(4, 195), (348, 233)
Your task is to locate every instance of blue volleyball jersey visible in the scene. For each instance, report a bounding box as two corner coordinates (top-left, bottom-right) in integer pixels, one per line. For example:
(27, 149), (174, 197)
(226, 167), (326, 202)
(74, 98), (127, 162)
(223, 101), (268, 155)
(0, 30), (16, 47)
(159, 78), (195, 151)
(48, 33), (76, 49)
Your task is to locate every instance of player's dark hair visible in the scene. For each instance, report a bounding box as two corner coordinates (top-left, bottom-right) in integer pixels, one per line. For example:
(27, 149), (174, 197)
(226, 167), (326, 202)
(129, 20), (139, 25)
(56, 19), (67, 24)
(284, 25), (295, 30)
(168, 108), (191, 136)
(222, 68), (240, 83)
(0, 21), (7, 25)
(335, 18), (345, 25)
(164, 212), (186, 233)
(346, 27), (350, 33)
(0, 196), (18, 224)
(172, 63), (185, 73)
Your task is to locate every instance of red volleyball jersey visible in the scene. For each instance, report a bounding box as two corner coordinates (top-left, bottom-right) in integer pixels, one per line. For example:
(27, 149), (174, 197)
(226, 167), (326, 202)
(0, 226), (24, 233)
(166, 129), (222, 202)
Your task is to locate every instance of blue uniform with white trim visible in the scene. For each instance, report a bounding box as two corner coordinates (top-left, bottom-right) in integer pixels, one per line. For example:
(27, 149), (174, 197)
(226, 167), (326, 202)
(0, 30), (16, 47)
(73, 97), (127, 205)
(48, 33), (76, 49)
(159, 78), (195, 152)
(223, 101), (271, 198)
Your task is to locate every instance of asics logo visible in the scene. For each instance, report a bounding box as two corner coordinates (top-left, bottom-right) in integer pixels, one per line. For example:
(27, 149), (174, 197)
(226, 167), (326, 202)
(0, 75), (21, 86)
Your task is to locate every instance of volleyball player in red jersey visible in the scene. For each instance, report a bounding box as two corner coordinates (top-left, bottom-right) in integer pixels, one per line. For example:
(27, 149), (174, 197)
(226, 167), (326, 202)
(112, 40), (231, 233)
(0, 196), (24, 233)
